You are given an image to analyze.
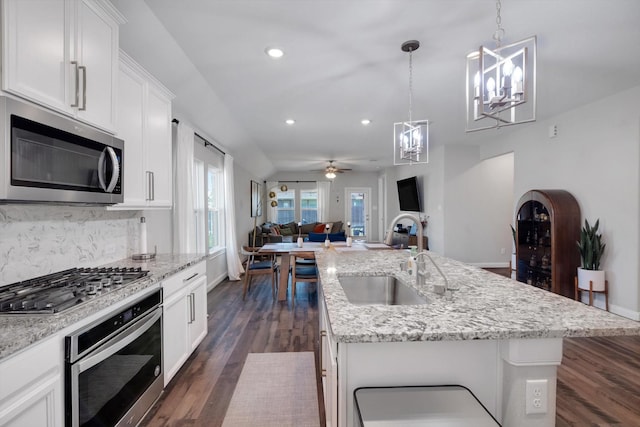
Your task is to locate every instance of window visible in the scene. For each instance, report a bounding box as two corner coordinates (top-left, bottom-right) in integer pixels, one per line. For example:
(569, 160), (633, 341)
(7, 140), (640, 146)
(207, 166), (224, 251)
(277, 190), (295, 224)
(193, 160), (205, 253)
(194, 134), (225, 254)
(300, 190), (318, 223)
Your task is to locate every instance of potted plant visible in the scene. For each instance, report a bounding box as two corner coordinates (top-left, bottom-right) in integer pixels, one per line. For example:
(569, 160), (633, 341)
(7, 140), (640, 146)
(576, 218), (606, 291)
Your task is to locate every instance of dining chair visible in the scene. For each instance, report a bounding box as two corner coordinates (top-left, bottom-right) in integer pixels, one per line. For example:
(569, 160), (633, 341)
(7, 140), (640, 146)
(240, 246), (278, 300)
(290, 252), (318, 306)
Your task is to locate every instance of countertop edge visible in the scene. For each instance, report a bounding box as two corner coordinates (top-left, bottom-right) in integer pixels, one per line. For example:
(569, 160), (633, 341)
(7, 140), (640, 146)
(0, 253), (207, 361)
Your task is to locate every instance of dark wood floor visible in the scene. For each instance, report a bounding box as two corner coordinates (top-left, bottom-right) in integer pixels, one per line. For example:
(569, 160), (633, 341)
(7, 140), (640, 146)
(141, 275), (322, 427)
(142, 272), (640, 427)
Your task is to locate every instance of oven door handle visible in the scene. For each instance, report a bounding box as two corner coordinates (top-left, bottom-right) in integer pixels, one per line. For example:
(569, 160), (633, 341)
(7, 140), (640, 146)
(77, 308), (161, 373)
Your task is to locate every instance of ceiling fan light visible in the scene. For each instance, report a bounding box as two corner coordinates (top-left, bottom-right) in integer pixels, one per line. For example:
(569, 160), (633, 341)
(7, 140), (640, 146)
(325, 171), (336, 179)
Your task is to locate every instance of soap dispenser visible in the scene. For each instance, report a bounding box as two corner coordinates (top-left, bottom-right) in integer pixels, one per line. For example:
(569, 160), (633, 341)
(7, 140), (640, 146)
(406, 255), (418, 278)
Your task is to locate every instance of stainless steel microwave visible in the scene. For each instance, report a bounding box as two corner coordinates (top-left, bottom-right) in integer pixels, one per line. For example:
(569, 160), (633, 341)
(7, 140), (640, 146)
(0, 96), (123, 204)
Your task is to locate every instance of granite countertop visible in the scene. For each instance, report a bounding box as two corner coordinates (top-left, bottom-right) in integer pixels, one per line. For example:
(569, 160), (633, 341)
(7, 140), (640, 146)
(316, 249), (640, 343)
(0, 253), (206, 361)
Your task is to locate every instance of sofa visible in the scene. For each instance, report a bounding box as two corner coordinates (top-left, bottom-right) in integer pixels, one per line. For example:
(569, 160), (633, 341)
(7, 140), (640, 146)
(248, 221), (344, 246)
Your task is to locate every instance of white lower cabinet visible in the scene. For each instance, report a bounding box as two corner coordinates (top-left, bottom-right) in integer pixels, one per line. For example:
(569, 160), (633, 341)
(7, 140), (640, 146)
(162, 261), (207, 386)
(0, 335), (63, 427)
(319, 287), (338, 427)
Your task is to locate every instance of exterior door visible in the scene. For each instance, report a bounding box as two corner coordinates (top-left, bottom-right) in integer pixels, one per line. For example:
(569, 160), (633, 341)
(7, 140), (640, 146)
(345, 187), (371, 239)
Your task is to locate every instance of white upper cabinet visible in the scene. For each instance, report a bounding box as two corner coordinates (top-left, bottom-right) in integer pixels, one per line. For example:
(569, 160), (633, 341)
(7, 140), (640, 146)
(1, 0), (124, 133)
(110, 52), (174, 210)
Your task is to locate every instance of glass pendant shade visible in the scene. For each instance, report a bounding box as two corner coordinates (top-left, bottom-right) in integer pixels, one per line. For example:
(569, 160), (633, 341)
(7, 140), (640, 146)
(466, 35), (537, 132)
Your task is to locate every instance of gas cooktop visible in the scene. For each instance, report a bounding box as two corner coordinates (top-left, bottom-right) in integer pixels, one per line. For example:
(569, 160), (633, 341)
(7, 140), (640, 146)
(0, 267), (149, 314)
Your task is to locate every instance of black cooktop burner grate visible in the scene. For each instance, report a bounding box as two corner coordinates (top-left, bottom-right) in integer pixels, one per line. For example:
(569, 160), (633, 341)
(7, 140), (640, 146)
(0, 267), (149, 314)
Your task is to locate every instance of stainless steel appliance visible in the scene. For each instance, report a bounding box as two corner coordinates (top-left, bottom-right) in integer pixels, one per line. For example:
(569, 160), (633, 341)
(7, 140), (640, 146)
(0, 267), (149, 314)
(0, 96), (124, 204)
(65, 289), (163, 427)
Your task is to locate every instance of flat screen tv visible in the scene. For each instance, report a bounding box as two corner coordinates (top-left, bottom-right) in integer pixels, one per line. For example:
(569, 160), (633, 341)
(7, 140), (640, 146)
(397, 176), (422, 212)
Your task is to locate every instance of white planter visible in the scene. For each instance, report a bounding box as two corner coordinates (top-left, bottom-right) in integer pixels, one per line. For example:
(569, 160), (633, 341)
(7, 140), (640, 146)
(577, 268), (606, 291)
(297, 237), (304, 248)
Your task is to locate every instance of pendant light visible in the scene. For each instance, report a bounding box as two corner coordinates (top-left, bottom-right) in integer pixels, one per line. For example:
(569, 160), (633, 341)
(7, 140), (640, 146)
(466, 0), (537, 132)
(394, 40), (428, 165)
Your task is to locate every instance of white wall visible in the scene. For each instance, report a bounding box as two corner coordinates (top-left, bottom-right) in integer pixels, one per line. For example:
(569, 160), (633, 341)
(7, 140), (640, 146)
(266, 171), (381, 237)
(381, 87), (639, 319)
(235, 162), (266, 248)
(444, 148), (514, 265)
(481, 86), (640, 319)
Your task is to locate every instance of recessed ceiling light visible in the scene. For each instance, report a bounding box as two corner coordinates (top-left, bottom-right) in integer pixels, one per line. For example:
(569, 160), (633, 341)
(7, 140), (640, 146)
(265, 47), (284, 58)
(361, 119), (371, 125)
(285, 119), (295, 125)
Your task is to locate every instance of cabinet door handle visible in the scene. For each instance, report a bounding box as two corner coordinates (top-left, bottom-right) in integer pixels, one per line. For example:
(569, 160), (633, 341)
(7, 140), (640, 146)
(146, 171), (152, 201)
(183, 273), (199, 283)
(320, 330), (327, 376)
(70, 61), (80, 107)
(79, 65), (87, 110)
(190, 292), (196, 323)
(187, 293), (193, 324)
(150, 171), (155, 200)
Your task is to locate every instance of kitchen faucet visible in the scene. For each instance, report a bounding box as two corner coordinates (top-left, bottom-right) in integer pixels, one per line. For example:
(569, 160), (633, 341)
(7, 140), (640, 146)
(383, 213), (424, 252)
(415, 251), (448, 295)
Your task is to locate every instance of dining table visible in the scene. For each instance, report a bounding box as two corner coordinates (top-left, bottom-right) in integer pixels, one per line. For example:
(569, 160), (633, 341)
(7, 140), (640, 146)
(258, 241), (380, 301)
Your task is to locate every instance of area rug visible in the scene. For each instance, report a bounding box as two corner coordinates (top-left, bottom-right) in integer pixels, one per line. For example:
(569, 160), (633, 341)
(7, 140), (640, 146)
(222, 352), (320, 427)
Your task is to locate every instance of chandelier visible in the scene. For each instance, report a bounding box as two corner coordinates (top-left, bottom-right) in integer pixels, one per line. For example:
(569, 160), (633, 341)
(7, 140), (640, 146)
(465, 0), (536, 132)
(394, 40), (428, 165)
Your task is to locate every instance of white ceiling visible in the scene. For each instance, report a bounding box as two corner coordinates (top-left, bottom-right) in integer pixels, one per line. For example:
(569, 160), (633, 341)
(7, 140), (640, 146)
(139, 0), (640, 173)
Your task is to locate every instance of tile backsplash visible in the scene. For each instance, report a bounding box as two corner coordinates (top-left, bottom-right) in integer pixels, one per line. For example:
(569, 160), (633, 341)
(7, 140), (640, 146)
(0, 205), (140, 286)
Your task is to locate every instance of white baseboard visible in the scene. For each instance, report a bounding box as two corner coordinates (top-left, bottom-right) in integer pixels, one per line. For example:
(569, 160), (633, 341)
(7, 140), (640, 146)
(207, 271), (228, 292)
(609, 304), (640, 321)
(469, 262), (511, 269)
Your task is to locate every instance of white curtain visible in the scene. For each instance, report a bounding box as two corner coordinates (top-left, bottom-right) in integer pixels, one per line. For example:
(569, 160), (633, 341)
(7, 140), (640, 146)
(317, 181), (331, 222)
(173, 122), (195, 253)
(224, 155), (244, 280)
(266, 180), (278, 223)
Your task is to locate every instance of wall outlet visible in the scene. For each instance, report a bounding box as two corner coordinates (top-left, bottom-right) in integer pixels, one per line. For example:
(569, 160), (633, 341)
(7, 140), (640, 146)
(525, 379), (548, 414)
(500, 247), (506, 255)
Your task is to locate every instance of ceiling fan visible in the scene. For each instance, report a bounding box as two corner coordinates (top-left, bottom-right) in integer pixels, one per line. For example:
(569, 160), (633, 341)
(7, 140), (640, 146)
(311, 160), (352, 178)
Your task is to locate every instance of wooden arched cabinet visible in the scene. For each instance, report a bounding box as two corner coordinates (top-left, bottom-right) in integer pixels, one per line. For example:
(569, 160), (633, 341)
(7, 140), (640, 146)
(515, 190), (581, 298)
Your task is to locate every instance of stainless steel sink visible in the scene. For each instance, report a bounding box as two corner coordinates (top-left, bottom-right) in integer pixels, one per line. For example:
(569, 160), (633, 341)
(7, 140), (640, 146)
(338, 275), (428, 306)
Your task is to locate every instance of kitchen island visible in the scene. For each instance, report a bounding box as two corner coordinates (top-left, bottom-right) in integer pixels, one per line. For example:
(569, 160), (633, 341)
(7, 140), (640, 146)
(315, 249), (640, 426)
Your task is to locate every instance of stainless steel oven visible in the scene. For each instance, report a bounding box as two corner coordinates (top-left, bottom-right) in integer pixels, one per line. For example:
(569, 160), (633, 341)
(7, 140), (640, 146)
(0, 96), (123, 204)
(65, 289), (163, 427)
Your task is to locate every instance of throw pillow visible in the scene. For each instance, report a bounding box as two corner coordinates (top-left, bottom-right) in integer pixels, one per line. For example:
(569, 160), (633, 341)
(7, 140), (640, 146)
(307, 231), (346, 242)
(283, 221), (298, 234)
(300, 223), (317, 234)
(280, 227), (293, 236)
(313, 223), (326, 233)
(270, 225), (281, 236)
(331, 221), (343, 233)
(307, 232), (327, 242)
